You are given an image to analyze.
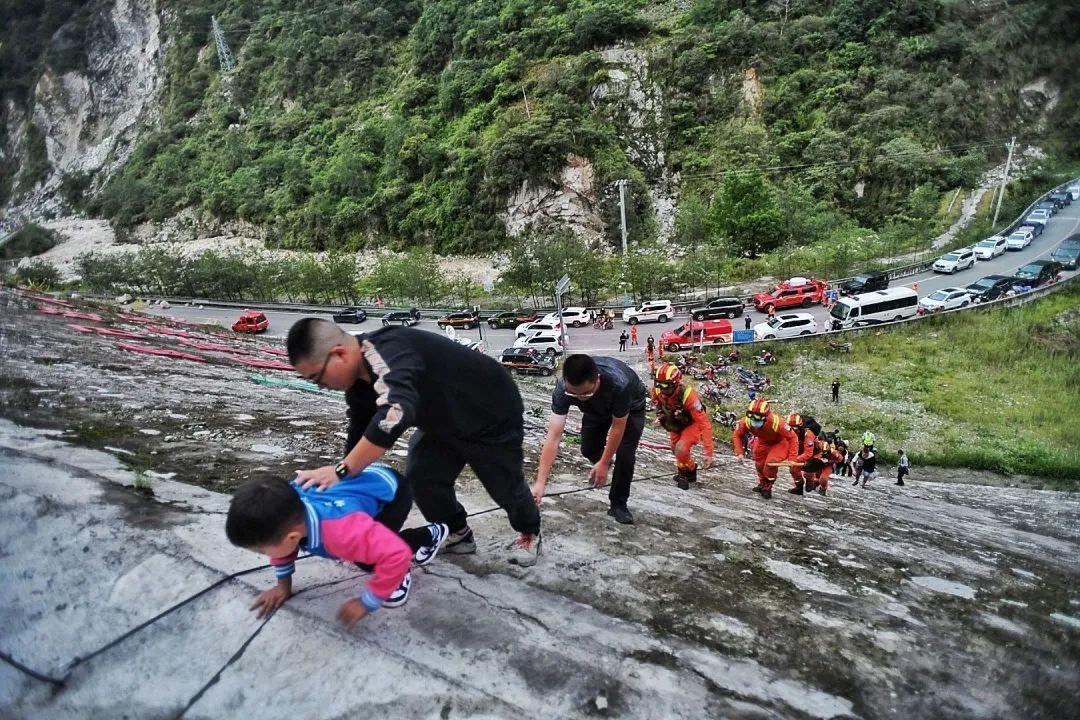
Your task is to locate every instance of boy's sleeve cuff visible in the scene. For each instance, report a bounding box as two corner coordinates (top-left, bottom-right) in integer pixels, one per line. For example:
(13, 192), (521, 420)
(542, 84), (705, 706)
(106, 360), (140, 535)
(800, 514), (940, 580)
(273, 562), (295, 579)
(359, 588), (382, 613)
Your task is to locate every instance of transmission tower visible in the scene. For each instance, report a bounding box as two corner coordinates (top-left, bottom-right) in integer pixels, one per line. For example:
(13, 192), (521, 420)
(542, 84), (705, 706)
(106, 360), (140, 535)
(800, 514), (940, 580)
(211, 16), (235, 73)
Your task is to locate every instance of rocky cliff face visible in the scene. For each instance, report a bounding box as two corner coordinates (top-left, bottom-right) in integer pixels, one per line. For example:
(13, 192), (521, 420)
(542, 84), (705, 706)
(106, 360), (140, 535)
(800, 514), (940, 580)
(500, 46), (681, 249)
(6, 0), (164, 216)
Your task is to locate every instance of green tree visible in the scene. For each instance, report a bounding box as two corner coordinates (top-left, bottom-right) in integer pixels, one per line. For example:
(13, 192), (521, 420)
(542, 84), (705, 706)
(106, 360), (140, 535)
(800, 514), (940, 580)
(708, 172), (785, 258)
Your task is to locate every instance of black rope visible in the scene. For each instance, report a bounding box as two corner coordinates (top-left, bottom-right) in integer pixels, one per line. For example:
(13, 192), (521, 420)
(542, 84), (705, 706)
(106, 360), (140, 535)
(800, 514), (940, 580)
(171, 572), (361, 719)
(464, 471), (677, 518)
(169, 614), (274, 720)
(0, 556), (313, 688)
(0, 650), (65, 687)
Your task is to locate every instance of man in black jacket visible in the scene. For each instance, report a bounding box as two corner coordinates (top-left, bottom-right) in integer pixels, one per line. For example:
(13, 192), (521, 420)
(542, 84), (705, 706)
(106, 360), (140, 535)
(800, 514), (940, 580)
(287, 319), (542, 566)
(533, 354), (647, 524)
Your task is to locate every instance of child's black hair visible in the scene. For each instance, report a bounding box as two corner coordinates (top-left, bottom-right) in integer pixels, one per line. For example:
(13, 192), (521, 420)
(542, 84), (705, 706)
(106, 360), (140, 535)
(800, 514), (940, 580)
(225, 477), (305, 548)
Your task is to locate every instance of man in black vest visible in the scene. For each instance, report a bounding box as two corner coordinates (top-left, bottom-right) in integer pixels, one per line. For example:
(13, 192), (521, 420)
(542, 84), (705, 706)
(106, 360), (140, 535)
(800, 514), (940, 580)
(287, 319), (542, 566)
(533, 354), (647, 524)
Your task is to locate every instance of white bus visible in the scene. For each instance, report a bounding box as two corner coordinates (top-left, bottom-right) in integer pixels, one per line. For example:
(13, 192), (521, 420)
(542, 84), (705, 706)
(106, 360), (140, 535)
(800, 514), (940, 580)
(829, 287), (919, 329)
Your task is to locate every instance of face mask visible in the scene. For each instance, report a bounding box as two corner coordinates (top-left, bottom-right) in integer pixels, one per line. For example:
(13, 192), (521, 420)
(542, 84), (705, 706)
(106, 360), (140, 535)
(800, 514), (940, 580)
(750, 419), (765, 428)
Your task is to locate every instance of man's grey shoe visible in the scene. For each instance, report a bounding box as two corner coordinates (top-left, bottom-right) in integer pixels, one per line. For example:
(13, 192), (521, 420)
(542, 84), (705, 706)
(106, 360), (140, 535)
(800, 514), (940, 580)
(508, 532), (542, 567)
(444, 526), (477, 555)
(607, 506), (634, 525)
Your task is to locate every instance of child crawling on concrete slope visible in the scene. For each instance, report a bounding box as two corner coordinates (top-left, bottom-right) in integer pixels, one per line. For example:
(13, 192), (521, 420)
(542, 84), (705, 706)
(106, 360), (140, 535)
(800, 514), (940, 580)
(225, 465), (449, 629)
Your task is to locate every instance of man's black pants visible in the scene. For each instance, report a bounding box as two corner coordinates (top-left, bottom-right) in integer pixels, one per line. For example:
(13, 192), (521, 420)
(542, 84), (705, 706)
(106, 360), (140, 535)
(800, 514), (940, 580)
(405, 429), (541, 536)
(579, 410), (646, 508)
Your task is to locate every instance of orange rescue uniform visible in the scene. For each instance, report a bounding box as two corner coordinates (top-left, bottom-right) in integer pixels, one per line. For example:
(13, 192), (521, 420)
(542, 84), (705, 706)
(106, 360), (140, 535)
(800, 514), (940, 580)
(802, 445), (844, 493)
(731, 413), (799, 490)
(789, 427), (818, 487)
(652, 385), (714, 471)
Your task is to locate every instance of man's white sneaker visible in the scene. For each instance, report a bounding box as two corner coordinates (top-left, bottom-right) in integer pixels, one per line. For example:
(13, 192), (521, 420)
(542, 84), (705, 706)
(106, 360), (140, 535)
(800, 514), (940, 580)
(383, 571), (411, 608)
(413, 523), (450, 567)
(508, 533), (542, 567)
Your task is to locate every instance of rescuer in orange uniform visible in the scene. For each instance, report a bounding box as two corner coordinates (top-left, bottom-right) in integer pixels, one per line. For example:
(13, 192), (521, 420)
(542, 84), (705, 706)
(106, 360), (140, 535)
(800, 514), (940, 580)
(785, 413), (817, 496)
(652, 363), (714, 490)
(731, 398), (798, 499)
(801, 440), (844, 495)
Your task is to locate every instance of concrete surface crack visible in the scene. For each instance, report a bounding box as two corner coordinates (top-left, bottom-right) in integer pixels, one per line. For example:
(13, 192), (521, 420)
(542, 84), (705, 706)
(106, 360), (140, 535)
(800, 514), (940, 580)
(424, 569), (552, 632)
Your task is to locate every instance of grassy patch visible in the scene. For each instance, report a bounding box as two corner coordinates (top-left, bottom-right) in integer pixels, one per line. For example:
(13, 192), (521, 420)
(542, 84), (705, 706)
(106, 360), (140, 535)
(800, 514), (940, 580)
(761, 285), (1080, 486)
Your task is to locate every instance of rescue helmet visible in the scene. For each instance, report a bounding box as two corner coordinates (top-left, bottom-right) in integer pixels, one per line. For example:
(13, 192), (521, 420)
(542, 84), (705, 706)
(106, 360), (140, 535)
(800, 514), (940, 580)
(786, 413), (803, 428)
(746, 397), (771, 421)
(654, 363), (682, 391)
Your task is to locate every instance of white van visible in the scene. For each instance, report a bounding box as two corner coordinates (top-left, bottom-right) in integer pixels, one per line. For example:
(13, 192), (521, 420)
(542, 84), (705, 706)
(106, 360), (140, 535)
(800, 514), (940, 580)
(829, 288), (919, 329)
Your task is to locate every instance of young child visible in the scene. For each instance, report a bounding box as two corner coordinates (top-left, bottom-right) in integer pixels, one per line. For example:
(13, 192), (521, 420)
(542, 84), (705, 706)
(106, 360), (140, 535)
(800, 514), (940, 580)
(225, 465), (448, 629)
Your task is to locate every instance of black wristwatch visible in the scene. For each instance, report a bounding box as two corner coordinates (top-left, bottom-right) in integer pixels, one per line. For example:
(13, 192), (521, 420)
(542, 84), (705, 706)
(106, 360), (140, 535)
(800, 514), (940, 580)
(334, 461), (350, 479)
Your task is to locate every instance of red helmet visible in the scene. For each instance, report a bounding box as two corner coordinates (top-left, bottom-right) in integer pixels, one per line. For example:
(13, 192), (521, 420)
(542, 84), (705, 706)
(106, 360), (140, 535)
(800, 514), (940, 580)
(654, 363), (682, 388)
(786, 413), (803, 428)
(747, 398), (771, 419)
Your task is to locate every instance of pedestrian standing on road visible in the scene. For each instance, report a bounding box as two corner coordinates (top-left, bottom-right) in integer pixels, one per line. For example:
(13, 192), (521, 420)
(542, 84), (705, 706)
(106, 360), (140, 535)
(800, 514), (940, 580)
(287, 319), (543, 566)
(533, 354), (648, 525)
(831, 377), (840, 403)
(744, 314), (752, 331)
(767, 305), (776, 320)
(618, 330), (628, 352)
(630, 325), (639, 346)
(912, 281), (919, 295)
(896, 450), (910, 486)
(645, 335), (656, 370)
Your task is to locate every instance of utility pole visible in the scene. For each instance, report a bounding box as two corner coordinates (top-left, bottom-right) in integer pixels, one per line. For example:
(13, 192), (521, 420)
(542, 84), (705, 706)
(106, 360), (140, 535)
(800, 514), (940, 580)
(992, 136), (1015, 229)
(211, 16), (235, 73)
(521, 86), (532, 119)
(617, 179), (630, 307)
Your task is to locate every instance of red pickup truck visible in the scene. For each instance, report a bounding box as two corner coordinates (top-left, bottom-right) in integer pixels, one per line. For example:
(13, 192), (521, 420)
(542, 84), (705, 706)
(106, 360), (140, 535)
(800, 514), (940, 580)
(752, 278), (829, 313)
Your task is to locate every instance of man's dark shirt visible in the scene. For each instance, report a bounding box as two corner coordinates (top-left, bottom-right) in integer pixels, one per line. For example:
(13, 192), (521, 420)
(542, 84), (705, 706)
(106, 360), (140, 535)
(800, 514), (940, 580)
(344, 327), (523, 451)
(551, 356), (647, 420)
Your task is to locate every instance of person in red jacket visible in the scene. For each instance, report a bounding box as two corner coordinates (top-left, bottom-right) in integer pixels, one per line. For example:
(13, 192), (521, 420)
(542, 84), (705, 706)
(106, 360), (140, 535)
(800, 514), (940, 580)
(731, 398), (798, 499)
(785, 413), (817, 496)
(652, 363), (714, 489)
(801, 440), (844, 495)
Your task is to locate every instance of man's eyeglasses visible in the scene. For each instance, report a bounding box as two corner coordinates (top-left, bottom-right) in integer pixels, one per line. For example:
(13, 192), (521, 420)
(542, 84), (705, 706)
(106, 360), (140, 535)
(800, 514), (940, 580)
(564, 385), (597, 400)
(299, 350), (333, 386)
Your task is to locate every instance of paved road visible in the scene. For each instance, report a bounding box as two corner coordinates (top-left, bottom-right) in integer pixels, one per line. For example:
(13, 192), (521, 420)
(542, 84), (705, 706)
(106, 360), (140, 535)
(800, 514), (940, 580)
(146, 204), (1079, 357)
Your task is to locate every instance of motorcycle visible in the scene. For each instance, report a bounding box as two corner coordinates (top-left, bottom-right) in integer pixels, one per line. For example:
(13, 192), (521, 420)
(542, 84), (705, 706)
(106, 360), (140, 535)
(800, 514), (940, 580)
(593, 317), (614, 330)
(754, 350), (775, 365)
(712, 410), (740, 429)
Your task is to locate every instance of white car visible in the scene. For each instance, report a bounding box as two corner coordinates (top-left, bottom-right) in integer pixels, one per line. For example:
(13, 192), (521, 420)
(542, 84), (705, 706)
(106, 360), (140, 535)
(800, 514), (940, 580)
(973, 236), (1007, 260)
(918, 287), (972, 313)
(622, 299), (674, 325)
(513, 330), (564, 356)
(1005, 229), (1033, 251)
(515, 320), (563, 338)
(931, 248), (976, 274)
(540, 307), (593, 328)
(753, 312), (818, 340)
